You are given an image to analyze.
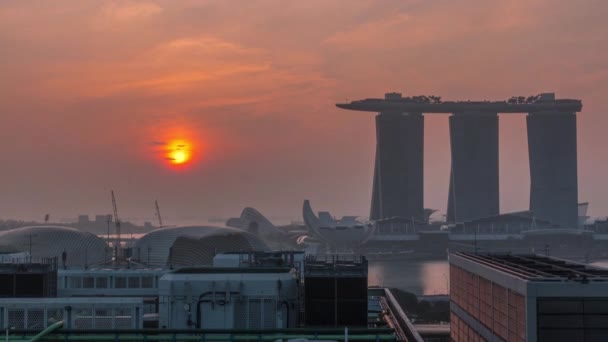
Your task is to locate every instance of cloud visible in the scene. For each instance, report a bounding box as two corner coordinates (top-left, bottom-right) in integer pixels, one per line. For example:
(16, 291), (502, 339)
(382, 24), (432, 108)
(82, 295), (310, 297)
(323, 1), (542, 50)
(103, 2), (163, 20)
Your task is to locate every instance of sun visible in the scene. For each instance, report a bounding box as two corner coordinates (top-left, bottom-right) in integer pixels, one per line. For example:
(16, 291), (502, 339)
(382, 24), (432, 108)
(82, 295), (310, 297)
(166, 139), (192, 166)
(170, 149), (189, 164)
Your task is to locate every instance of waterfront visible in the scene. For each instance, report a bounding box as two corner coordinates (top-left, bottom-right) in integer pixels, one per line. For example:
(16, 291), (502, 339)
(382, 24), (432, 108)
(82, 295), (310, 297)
(100, 228), (608, 297)
(369, 260), (450, 295)
(370, 258), (608, 296)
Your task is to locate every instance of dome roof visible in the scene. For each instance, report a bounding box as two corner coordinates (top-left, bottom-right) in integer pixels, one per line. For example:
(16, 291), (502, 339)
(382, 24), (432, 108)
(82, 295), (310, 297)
(169, 233), (267, 266)
(0, 226), (109, 266)
(133, 226), (268, 266)
(0, 244), (22, 254)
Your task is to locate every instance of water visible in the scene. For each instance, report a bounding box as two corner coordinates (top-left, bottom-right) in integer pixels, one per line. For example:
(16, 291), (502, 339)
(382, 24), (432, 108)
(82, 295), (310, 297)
(590, 260), (608, 269)
(368, 259), (608, 296)
(368, 260), (449, 295)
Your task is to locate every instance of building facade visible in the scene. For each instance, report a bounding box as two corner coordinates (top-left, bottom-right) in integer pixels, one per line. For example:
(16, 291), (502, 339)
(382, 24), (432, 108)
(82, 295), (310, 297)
(450, 252), (608, 342)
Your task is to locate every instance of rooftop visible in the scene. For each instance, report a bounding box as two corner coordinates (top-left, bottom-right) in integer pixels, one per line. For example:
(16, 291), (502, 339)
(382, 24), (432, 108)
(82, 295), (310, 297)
(336, 93), (583, 113)
(454, 252), (608, 282)
(171, 266), (292, 274)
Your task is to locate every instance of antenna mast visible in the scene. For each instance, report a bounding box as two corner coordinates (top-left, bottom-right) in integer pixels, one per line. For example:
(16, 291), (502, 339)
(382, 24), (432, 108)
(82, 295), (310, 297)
(155, 200), (164, 228)
(111, 190), (121, 261)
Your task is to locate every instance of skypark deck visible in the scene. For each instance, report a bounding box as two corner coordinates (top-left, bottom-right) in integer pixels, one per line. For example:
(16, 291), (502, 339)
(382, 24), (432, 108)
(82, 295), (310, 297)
(336, 93), (582, 113)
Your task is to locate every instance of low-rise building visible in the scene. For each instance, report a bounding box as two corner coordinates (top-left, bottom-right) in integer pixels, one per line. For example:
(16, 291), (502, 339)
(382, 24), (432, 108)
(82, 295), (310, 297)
(450, 252), (608, 342)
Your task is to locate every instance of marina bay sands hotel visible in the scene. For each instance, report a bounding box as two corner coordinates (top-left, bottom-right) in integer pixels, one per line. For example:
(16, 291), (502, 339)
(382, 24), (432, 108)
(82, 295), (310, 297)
(336, 92), (583, 228)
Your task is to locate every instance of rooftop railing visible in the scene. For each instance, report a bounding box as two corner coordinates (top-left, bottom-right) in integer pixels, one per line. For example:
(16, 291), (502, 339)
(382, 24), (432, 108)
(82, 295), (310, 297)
(6, 328), (397, 341)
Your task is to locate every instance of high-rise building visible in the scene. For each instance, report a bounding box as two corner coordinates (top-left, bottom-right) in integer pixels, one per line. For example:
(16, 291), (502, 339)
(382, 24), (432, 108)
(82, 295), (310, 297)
(337, 93), (583, 227)
(527, 112), (578, 228)
(370, 93), (424, 221)
(450, 252), (608, 342)
(447, 112), (499, 222)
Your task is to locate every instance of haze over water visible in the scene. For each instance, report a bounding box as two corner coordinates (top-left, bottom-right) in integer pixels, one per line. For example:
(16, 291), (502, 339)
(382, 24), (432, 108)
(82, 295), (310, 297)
(369, 260), (450, 295)
(370, 260), (608, 296)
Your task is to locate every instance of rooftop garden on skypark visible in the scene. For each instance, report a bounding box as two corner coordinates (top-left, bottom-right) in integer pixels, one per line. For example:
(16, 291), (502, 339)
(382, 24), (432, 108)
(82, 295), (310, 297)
(358, 93), (579, 105)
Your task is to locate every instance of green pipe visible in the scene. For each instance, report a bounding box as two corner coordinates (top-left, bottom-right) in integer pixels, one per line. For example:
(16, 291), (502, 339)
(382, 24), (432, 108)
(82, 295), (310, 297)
(9, 333), (395, 341)
(26, 320), (64, 342)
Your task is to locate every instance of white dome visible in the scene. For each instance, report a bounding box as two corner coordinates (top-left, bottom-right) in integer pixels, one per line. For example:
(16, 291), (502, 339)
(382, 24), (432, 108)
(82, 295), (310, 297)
(0, 226), (109, 266)
(168, 233), (267, 266)
(133, 226), (267, 266)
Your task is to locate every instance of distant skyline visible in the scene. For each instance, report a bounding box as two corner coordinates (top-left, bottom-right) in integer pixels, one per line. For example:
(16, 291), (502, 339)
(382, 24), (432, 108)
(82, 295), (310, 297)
(1, 1), (607, 222)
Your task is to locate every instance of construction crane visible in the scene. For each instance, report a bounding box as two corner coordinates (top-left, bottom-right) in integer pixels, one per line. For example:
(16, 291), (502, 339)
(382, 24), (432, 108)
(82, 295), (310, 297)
(155, 200), (164, 228)
(111, 190), (121, 261)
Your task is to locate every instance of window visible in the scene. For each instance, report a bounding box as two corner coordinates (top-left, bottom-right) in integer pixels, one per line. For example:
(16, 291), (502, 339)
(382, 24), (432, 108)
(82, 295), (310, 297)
(96, 277), (108, 289)
(115, 277), (127, 288)
(537, 298), (608, 342)
(83, 277), (95, 289)
(141, 276), (154, 288)
(128, 277), (140, 288)
(69, 276), (82, 288)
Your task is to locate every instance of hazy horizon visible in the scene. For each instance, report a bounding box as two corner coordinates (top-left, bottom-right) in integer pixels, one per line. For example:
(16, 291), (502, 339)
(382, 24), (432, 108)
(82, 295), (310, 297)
(2, 1), (607, 223)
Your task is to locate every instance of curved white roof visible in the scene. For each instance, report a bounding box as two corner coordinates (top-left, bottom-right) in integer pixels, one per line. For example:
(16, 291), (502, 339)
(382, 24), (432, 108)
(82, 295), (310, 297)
(303, 200), (376, 248)
(133, 225), (266, 266)
(232, 207), (289, 249)
(169, 233), (267, 266)
(0, 226), (109, 266)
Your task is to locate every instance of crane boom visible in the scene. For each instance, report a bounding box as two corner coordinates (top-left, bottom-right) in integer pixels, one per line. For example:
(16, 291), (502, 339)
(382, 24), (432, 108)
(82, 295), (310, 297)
(155, 200), (164, 228)
(111, 190), (121, 260)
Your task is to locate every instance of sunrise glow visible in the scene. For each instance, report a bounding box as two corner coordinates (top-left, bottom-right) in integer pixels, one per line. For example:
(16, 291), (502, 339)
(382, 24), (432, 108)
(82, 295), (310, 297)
(166, 139), (192, 166)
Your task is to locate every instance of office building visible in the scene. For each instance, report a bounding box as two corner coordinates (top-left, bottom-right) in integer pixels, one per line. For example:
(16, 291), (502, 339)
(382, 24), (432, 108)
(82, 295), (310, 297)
(450, 252), (608, 341)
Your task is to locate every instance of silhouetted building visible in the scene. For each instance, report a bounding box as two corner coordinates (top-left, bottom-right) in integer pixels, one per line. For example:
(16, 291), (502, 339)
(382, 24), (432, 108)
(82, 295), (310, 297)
(77, 215), (90, 225)
(578, 202), (590, 228)
(370, 92), (424, 221)
(450, 252), (608, 342)
(337, 92), (583, 228)
(95, 215), (112, 225)
(527, 108), (578, 227)
(448, 112), (499, 222)
(303, 200), (375, 249)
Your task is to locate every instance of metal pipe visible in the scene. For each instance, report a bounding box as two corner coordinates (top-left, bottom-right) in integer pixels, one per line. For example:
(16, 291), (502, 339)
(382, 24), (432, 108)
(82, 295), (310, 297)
(27, 320), (64, 342)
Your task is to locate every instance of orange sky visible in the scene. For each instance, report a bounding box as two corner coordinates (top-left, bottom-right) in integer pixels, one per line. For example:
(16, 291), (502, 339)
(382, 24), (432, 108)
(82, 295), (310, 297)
(1, 0), (607, 223)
